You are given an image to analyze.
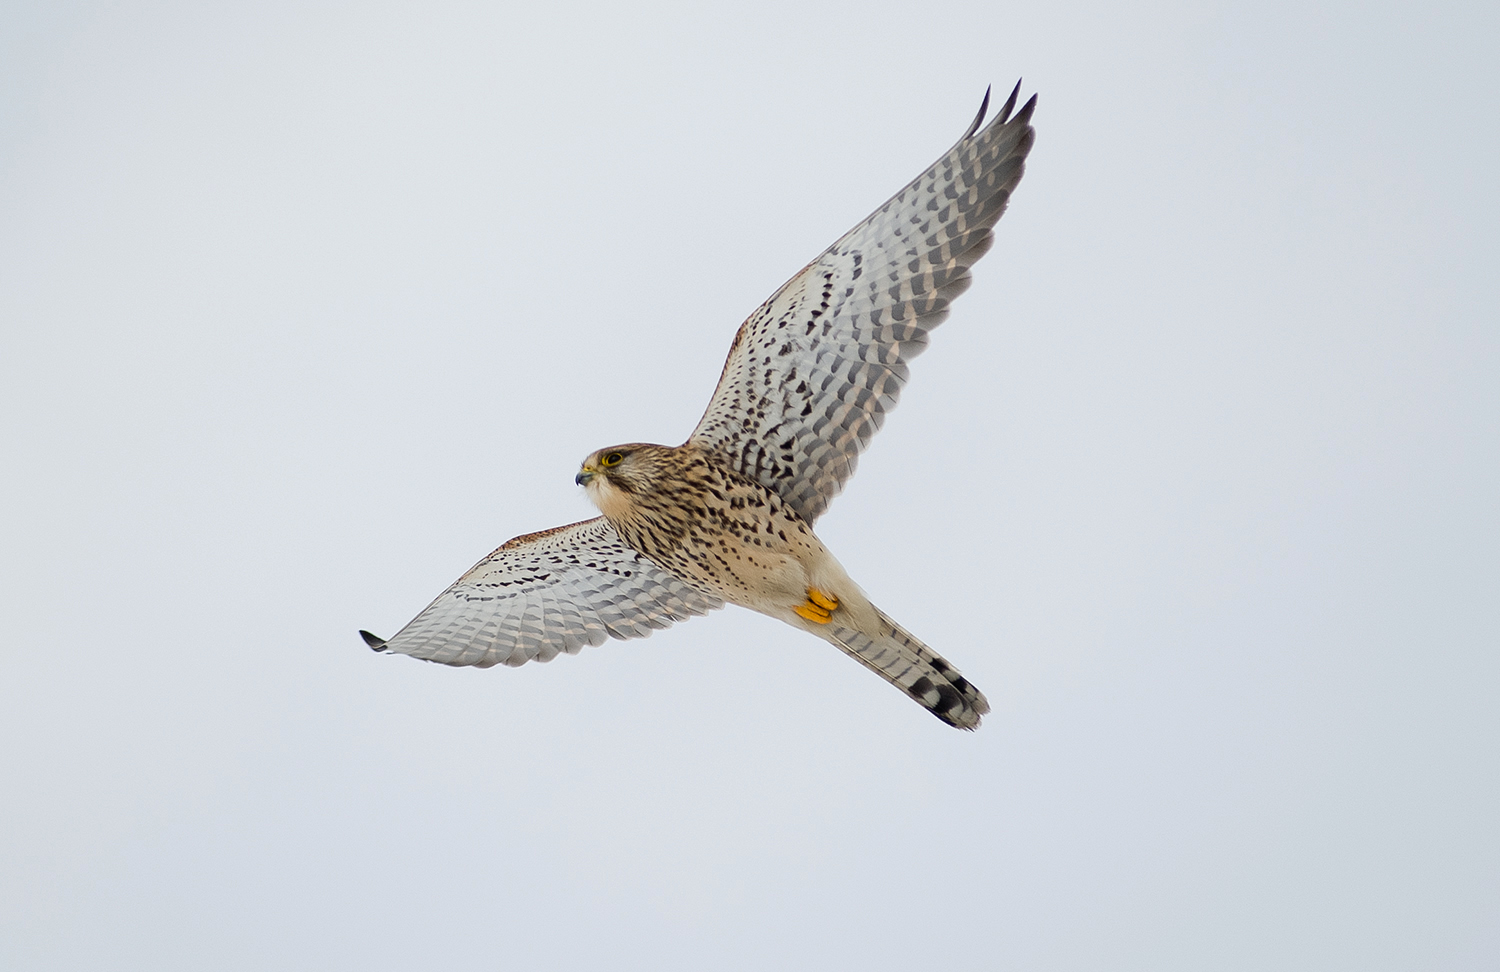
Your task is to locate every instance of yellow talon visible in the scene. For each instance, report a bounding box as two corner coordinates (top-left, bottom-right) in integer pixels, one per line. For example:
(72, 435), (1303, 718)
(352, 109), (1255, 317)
(795, 588), (839, 624)
(807, 588), (839, 612)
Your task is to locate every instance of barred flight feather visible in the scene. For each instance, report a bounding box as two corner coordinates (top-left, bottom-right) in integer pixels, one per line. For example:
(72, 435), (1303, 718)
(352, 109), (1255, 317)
(362, 518), (723, 669)
(690, 82), (1036, 524)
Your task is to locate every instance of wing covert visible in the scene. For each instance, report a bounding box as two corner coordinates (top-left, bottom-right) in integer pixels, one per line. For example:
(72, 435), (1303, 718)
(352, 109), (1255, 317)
(688, 83), (1037, 524)
(362, 517), (724, 668)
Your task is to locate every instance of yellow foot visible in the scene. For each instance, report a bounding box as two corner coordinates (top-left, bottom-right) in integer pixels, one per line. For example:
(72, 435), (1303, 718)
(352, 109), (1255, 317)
(808, 588), (839, 611)
(794, 588), (839, 624)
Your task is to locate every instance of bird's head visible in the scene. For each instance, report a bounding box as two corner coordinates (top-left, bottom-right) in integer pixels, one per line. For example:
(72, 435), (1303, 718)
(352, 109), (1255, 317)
(576, 443), (674, 518)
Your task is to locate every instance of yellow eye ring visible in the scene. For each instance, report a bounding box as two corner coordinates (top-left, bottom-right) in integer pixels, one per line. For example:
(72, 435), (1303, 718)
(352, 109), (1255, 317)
(601, 452), (624, 467)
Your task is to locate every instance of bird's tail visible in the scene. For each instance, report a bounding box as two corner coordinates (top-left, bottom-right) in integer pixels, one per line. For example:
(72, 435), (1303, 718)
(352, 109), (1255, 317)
(824, 610), (990, 730)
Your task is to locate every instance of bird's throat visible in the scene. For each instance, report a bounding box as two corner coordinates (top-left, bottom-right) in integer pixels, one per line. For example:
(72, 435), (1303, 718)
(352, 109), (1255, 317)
(585, 476), (637, 522)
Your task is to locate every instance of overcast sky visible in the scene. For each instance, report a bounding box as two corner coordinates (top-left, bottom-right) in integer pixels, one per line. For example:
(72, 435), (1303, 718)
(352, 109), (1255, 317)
(2, 1), (1496, 969)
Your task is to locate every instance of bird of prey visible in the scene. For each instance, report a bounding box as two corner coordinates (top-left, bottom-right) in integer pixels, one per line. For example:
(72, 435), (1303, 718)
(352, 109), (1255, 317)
(361, 83), (1037, 729)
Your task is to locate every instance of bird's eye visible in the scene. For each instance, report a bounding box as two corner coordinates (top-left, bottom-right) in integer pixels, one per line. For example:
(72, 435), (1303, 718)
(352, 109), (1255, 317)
(602, 452), (624, 467)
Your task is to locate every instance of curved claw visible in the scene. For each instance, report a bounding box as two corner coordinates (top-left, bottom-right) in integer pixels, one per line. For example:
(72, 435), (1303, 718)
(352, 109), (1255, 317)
(795, 588), (840, 624)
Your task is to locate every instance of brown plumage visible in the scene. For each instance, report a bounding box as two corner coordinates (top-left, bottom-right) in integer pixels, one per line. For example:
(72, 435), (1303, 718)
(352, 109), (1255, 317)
(361, 83), (1037, 729)
(574, 442), (988, 728)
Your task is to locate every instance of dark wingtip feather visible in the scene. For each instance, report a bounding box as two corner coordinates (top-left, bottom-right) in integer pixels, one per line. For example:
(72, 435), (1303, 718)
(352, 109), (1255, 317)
(359, 629), (388, 651)
(1015, 92), (1038, 125)
(962, 85), (992, 140)
(996, 79), (1022, 124)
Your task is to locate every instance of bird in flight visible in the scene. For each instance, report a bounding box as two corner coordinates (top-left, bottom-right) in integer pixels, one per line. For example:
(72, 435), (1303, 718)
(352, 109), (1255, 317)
(362, 83), (1037, 729)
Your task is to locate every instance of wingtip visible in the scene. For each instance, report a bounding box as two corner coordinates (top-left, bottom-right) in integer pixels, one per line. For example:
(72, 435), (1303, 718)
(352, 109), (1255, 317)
(997, 79), (1023, 125)
(969, 79), (1030, 137)
(359, 629), (388, 651)
(962, 84), (992, 140)
(1015, 91), (1038, 127)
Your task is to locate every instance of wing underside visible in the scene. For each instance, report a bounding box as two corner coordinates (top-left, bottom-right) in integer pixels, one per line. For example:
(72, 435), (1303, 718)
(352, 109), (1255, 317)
(688, 83), (1037, 524)
(362, 517), (723, 668)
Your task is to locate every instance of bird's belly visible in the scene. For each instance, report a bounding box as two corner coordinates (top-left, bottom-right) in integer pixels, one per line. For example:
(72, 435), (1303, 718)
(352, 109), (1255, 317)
(655, 519), (814, 603)
(699, 544), (810, 610)
(605, 452), (856, 618)
(613, 499), (817, 603)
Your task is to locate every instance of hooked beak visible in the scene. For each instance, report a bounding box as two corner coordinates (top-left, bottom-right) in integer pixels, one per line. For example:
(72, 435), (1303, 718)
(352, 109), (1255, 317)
(575, 467), (595, 486)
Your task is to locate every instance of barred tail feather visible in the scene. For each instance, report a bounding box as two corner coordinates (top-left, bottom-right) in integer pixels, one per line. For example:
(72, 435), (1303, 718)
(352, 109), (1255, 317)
(825, 611), (990, 730)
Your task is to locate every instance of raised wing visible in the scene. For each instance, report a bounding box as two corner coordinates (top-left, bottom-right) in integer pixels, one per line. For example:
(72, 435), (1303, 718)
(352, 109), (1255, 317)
(360, 517), (723, 668)
(688, 83), (1037, 524)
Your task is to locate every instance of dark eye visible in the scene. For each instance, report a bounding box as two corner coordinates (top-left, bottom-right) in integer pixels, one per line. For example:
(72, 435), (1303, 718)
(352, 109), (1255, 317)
(602, 452), (624, 467)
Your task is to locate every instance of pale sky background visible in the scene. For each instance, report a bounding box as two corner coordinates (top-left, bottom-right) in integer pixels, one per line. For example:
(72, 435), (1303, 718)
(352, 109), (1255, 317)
(2, 1), (1496, 969)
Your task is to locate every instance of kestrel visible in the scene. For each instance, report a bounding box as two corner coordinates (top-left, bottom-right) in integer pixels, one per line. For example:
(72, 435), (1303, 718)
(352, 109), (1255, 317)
(362, 83), (1037, 729)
